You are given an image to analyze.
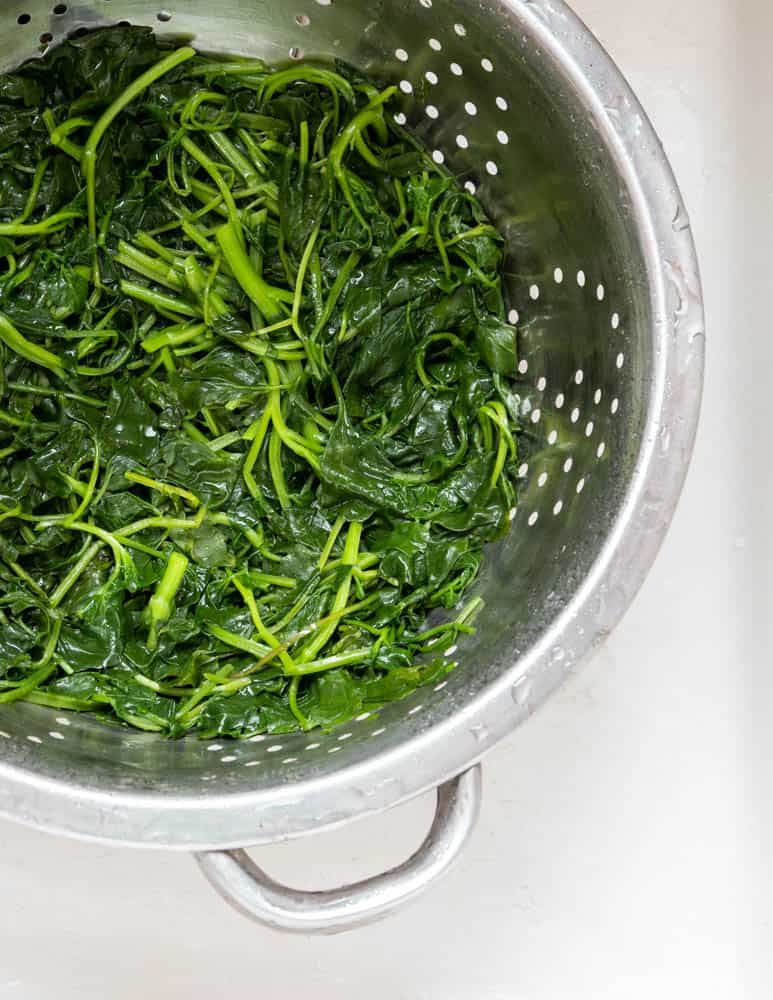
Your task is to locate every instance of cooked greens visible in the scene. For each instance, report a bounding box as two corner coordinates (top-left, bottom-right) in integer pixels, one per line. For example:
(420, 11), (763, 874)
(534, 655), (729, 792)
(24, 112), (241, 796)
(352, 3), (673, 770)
(0, 26), (521, 737)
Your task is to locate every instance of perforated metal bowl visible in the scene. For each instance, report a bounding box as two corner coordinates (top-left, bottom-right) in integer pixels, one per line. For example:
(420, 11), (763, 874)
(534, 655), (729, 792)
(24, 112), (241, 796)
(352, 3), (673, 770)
(0, 0), (704, 933)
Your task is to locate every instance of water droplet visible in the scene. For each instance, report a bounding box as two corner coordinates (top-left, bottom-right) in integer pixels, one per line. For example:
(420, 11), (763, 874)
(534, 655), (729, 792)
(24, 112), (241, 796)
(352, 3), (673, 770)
(511, 676), (532, 707)
(522, 0), (550, 22)
(664, 259), (703, 338)
(603, 96), (642, 143)
(470, 723), (488, 744)
(672, 202), (690, 232)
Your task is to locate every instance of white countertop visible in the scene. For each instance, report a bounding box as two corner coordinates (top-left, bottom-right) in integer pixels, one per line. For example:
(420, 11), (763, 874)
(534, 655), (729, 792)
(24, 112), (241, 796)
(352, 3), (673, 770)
(1, 1), (768, 996)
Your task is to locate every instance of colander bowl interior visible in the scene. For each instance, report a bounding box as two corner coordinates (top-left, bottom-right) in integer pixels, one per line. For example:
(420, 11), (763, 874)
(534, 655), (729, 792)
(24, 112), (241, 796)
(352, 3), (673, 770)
(0, 0), (703, 848)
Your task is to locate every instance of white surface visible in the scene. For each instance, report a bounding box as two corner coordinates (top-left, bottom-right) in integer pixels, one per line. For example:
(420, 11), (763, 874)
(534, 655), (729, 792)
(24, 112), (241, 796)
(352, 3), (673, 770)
(1, 2), (768, 997)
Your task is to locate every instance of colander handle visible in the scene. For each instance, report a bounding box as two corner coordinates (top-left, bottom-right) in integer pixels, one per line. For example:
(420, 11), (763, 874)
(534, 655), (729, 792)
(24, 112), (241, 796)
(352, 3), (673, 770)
(194, 764), (482, 934)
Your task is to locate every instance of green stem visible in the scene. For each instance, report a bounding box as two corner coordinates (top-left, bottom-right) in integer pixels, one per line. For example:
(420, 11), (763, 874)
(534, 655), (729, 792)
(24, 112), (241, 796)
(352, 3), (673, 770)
(208, 131), (261, 186)
(268, 426), (290, 508)
(50, 542), (101, 609)
(118, 509), (206, 539)
(46, 113), (92, 160)
(125, 471), (201, 509)
(263, 358), (322, 469)
(297, 522), (362, 663)
(0, 209), (82, 238)
(242, 405), (272, 500)
(180, 135), (242, 234)
(0, 311), (66, 377)
(291, 221), (321, 351)
(312, 251), (360, 338)
(206, 624), (270, 658)
(142, 322), (208, 354)
(6, 382), (105, 408)
(146, 551), (189, 650)
(287, 675), (310, 729)
(0, 619), (63, 704)
(285, 646), (373, 677)
(13, 156), (50, 224)
(0, 663), (56, 704)
(61, 522), (132, 585)
(233, 578), (295, 672)
(83, 46), (196, 239)
(328, 88), (397, 231)
(120, 280), (200, 318)
(318, 514), (346, 571)
(63, 438), (101, 526)
(116, 241), (185, 291)
(215, 220), (292, 321)
(3, 559), (47, 599)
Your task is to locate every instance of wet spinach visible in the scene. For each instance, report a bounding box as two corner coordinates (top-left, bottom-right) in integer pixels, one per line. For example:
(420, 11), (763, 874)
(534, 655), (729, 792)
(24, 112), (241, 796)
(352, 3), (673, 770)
(0, 26), (521, 737)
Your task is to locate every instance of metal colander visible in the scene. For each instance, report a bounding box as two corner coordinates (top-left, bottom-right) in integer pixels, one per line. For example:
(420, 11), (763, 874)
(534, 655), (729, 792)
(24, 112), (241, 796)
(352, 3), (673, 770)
(0, 0), (704, 933)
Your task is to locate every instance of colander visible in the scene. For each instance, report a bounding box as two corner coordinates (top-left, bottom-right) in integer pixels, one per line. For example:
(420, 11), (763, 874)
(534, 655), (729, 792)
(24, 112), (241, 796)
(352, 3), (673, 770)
(0, 0), (704, 934)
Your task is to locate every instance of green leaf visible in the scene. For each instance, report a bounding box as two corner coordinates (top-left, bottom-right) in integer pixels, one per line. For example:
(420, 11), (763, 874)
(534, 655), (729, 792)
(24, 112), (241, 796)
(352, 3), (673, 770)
(475, 315), (518, 376)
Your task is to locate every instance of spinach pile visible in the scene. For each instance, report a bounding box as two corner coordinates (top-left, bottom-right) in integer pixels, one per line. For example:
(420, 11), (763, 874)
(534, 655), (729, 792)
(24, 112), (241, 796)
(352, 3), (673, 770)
(0, 26), (521, 738)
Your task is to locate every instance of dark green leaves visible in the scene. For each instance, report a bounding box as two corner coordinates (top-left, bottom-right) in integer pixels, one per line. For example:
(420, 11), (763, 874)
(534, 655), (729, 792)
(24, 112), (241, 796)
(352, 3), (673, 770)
(279, 152), (331, 257)
(320, 414), (438, 516)
(0, 29), (522, 739)
(476, 315), (519, 376)
(170, 347), (268, 411)
(102, 381), (160, 466)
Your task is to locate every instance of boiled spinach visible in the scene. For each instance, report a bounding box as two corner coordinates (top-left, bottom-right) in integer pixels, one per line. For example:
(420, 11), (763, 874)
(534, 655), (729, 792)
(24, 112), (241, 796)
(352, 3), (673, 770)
(0, 26), (521, 737)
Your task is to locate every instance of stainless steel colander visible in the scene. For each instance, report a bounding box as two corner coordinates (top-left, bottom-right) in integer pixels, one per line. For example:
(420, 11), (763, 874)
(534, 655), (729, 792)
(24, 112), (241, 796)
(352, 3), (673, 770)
(0, 0), (704, 934)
